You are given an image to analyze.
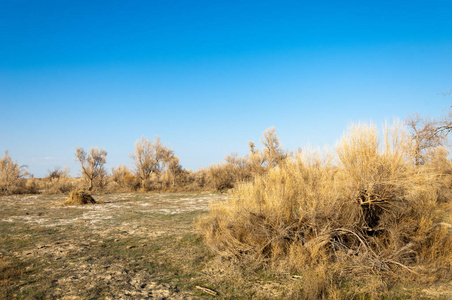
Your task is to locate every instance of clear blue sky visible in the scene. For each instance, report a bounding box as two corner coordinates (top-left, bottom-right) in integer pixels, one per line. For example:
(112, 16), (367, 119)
(1, 0), (451, 177)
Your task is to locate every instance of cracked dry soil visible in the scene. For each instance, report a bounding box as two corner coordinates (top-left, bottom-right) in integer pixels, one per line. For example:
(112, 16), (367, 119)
(0, 192), (226, 299)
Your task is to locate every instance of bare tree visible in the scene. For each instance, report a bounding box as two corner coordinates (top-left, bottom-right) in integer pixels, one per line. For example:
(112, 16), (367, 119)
(405, 114), (447, 165)
(75, 147), (107, 191)
(440, 89), (452, 96)
(260, 127), (287, 168)
(433, 108), (452, 137)
(130, 136), (174, 190)
(0, 150), (28, 194)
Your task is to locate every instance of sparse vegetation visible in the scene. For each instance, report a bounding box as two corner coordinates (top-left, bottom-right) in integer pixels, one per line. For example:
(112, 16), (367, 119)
(2, 108), (452, 298)
(0, 192), (232, 299)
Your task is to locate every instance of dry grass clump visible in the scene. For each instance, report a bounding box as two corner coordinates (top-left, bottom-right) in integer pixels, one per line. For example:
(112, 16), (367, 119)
(43, 166), (75, 194)
(198, 123), (452, 298)
(65, 189), (96, 205)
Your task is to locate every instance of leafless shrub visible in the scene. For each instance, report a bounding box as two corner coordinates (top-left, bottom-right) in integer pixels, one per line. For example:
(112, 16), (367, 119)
(23, 177), (40, 194)
(424, 147), (452, 203)
(75, 147), (107, 191)
(260, 126), (287, 168)
(187, 169), (209, 190)
(246, 141), (266, 177)
(206, 162), (236, 192)
(130, 136), (177, 191)
(206, 153), (253, 192)
(47, 166), (70, 180)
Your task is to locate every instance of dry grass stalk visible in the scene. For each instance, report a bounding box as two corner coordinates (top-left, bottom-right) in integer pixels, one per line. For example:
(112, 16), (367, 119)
(195, 285), (218, 296)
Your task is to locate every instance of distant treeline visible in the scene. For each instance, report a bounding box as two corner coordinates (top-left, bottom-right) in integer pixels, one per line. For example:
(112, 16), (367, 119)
(1, 107), (452, 195)
(0, 127), (286, 195)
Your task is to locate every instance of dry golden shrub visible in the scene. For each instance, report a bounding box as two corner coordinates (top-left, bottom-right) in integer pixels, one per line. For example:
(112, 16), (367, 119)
(65, 189), (96, 205)
(198, 123), (452, 298)
(183, 168), (208, 191)
(110, 164), (139, 192)
(43, 166), (74, 194)
(0, 151), (29, 195)
(206, 162), (238, 192)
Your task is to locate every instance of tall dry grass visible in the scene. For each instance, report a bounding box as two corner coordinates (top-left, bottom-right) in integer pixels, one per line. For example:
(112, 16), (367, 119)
(198, 123), (452, 298)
